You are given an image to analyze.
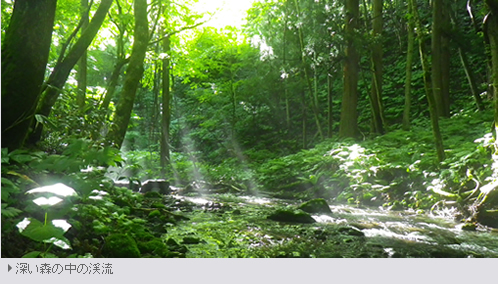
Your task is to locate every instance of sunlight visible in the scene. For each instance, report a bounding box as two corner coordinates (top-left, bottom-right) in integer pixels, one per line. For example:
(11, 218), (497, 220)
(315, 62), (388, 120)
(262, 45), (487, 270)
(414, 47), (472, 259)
(193, 0), (258, 29)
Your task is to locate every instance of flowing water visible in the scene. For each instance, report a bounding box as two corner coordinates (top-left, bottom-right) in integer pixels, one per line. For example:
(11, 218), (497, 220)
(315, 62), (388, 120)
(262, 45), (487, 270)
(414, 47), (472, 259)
(170, 192), (498, 258)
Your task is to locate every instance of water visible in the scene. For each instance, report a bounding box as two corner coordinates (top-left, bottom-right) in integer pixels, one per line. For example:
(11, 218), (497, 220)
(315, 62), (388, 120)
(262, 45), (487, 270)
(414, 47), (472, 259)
(171, 193), (498, 257)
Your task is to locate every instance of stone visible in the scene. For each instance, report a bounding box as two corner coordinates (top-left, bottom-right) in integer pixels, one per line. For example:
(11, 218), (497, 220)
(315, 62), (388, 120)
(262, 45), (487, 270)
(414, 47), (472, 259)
(297, 198), (332, 214)
(267, 208), (316, 223)
(140, 179), (170, 194)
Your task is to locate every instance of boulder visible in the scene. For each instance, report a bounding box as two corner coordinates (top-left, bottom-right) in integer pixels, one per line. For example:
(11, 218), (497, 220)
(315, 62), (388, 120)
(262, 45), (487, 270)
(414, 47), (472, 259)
(140, 179), (170, 194)
(297, 198), (332, 214)
(267, 208), (316, 223)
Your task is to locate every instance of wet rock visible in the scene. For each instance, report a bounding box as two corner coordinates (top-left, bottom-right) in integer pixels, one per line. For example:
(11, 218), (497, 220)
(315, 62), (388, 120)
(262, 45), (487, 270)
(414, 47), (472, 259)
(461, 222), (477, 231)
(113, 179), (141, 192)
(338, 226), (365, 237)
(297, 198), (332, 214)
(267, 208), (316, 224)
(140, 179), (170, 194)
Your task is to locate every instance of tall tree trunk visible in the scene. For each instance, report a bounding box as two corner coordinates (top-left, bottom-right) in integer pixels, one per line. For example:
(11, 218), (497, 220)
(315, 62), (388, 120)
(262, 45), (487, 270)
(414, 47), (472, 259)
(459, 47), (485, 111)
(486, 0), (498, 140)
(440, 0), (451, 117)
(160, 35), (171, 173)
(327, 73), (333, 138)
(413, 0), (445, 162)
(107, 0), (149, 149)
(403, 0), (416, 130)
(27, 0), (113, 146)
(432, 0), (447, 118)
(1, 0), (57, 151)
(77, 0), (89, 111)
(339, 0), (360, 138)
(293, 0), (323, 140)
(370, 0), (385, 134)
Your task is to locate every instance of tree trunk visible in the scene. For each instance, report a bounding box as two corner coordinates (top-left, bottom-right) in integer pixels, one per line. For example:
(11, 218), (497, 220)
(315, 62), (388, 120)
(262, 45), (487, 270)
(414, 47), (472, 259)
(77, 0), (89, 111)
(1, 0), (57, 151)
(431, 0), (446, 118)
(293, 0), (323, 140)
(160, 35), (171, 173)
(440, 0), (451, 117)
(107, 0), (149, 149)
(414, 0), (445, 162)
(27, 0), (113, 146)
(370, 0), (385, 134)
(327, 73), (333, 138)
(339, 0), (360, 138)
(403, 0), (416, 130)
(486, 0), (498, 140)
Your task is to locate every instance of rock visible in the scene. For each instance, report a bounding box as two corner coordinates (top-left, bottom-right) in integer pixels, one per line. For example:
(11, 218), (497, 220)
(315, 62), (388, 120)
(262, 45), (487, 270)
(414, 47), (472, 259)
(267, 208), (316, 223)
(297, 198), (332, 214)
(113, 179), (141, 192)
(140, 179), (170, 194)
(338, 226), (364, 237)
(102, 234), (140, 258)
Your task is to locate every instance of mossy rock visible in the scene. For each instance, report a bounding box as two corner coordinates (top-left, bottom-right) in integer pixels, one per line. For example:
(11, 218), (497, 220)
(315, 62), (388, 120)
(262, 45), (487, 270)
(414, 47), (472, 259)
(138, 239), (170, 257)
(102, 234), (140, 258)
(267, 208), (316, 223)
(297, 198), (332, 214)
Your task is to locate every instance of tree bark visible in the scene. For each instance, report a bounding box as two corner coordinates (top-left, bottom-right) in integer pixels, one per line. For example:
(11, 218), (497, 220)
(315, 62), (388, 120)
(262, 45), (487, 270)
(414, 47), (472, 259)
(107, 0), (149, 149)
(370, 0), (385, 134)
(414, 0), (445, 162)
(27, 0), (113, 146)
(440, 0), (451, 117)
(339, 0), (360, 138)
(431, 0), (447, 118)
(403, 0), (416, 130)
(160, 35), (171, 173)
(1, 0), (57, 151)
(486, 0), (498, 140)
(77, 0), (89, 111)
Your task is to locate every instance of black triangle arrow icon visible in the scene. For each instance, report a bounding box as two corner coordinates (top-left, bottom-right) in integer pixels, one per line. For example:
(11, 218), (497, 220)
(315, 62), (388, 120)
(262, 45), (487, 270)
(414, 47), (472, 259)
(8, 264), (12, 272)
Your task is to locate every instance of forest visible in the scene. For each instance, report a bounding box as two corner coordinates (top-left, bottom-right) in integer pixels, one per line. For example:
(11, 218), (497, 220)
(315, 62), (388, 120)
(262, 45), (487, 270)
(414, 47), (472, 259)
(2, 0), (498, 258)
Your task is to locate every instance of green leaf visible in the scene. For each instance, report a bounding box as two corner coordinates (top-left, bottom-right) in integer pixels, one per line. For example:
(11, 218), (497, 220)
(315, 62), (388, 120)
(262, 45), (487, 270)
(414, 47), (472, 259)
(21, 218), (66, 242)
(22, 251), (42, 258)
(1, 204), (22, 217)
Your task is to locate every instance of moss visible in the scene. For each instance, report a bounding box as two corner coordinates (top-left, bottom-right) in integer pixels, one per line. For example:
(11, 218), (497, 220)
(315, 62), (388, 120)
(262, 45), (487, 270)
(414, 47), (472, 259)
(102, 234), (140, 258)
(138, 239), (170, 257)
(148, 210), (161, 219)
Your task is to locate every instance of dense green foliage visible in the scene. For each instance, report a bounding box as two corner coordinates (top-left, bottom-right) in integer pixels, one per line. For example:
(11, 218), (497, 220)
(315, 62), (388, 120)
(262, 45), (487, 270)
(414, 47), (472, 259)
(2, 0), (498, 258)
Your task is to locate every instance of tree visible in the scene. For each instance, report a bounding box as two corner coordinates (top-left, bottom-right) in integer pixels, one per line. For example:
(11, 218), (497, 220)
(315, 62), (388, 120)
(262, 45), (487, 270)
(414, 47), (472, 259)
(1, 0), (57, 151)
(77, 0), (89, 111)
(107, 0), (149, 148)
(413, 0), (445, 162)
(339, 0), (360, 138)
(486, 0), (498, 139)
(27, 0), (114, 146)
(370, 0), (385, 134)
(403, 0), (416, 130)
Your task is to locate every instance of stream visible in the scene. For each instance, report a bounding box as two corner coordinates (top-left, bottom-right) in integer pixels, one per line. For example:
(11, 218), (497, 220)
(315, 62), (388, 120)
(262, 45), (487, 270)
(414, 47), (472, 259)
(163, 192), (498, 258)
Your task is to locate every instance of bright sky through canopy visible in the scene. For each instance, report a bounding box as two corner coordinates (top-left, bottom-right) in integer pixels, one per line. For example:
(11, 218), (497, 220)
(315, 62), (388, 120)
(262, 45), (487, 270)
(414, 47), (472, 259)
(193, 0), (257, 29)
